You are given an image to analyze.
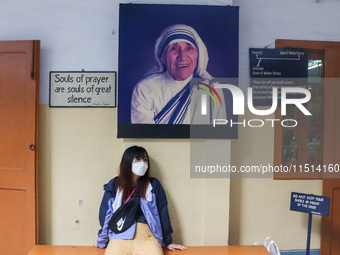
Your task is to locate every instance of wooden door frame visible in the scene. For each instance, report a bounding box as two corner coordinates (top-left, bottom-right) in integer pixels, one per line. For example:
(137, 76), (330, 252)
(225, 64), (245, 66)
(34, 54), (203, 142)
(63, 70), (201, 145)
(32, 40), (40, 244)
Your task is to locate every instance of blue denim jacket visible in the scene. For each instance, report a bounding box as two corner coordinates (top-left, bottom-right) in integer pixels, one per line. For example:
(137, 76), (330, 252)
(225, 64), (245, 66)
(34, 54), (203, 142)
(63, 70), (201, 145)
(96, 177), (173, 248)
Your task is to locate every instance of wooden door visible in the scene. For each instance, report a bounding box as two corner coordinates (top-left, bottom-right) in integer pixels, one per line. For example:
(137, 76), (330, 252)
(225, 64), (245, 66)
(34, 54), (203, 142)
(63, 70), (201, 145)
(0, 41), (40, 255)
(321, 48), (340, 255)
(275, 40), (340, 254)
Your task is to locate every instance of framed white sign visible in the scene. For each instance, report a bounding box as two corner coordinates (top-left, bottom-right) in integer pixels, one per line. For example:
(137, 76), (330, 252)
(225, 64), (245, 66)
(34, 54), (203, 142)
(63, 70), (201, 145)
(49, 71), (116, 107)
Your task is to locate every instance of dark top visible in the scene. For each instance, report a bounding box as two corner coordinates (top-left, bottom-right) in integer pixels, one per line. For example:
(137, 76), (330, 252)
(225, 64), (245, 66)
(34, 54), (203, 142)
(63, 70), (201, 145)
(122, 189), (147, 224)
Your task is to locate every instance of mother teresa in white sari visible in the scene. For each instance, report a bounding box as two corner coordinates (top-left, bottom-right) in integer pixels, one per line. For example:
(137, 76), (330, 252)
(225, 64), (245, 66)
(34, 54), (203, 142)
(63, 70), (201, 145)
(131, 24), (226, 124)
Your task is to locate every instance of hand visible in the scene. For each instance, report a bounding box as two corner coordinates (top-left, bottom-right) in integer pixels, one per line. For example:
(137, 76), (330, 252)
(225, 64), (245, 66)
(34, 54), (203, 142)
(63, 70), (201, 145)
(166, 243), (187, 251)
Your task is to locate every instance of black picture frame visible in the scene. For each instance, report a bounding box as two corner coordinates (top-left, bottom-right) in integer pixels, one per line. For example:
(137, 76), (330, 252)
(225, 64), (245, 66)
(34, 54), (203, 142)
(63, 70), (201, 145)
(118, 4), (239, 138)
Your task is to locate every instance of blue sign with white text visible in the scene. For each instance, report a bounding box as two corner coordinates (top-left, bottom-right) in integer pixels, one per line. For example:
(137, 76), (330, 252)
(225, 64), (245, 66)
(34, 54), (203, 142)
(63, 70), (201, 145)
(290, 192), (330, 216)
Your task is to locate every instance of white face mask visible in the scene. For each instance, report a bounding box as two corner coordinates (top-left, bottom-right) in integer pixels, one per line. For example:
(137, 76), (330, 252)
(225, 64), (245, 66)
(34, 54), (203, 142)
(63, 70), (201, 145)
(132, 161), (148, 176)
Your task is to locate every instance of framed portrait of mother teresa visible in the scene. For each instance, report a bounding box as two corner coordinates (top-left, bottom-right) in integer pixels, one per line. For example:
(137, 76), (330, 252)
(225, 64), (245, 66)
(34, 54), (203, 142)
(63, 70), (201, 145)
(118, 4), (239, 139)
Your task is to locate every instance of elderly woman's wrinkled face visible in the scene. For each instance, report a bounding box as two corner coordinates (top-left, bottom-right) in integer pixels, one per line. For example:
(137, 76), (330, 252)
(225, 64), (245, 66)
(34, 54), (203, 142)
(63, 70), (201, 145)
(162, 41), (198, 81)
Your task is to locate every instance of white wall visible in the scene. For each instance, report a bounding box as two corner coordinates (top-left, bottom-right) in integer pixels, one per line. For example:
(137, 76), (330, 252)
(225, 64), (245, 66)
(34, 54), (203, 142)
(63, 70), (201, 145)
(1, 0), (118, 104)
(1, 0), (232, 247)
(236, 0), (340, 79)
(1, 0), (232, 104)
(2, 0), (338, 250)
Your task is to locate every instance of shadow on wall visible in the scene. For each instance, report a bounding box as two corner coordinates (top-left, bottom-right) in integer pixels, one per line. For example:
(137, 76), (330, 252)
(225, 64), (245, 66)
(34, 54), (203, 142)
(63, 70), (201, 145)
(149, 156), (184, 244)
(228, 178), (241, 245)
(38, 106), (53, 244)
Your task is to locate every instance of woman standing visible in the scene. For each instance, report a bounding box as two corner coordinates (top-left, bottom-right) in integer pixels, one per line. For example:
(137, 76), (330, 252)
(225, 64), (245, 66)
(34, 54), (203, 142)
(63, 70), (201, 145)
(96, 145), (187, 254)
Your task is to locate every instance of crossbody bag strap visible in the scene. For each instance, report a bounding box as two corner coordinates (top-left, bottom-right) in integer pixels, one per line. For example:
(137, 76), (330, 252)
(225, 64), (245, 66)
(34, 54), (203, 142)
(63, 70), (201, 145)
(125, 187), (136, 204)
